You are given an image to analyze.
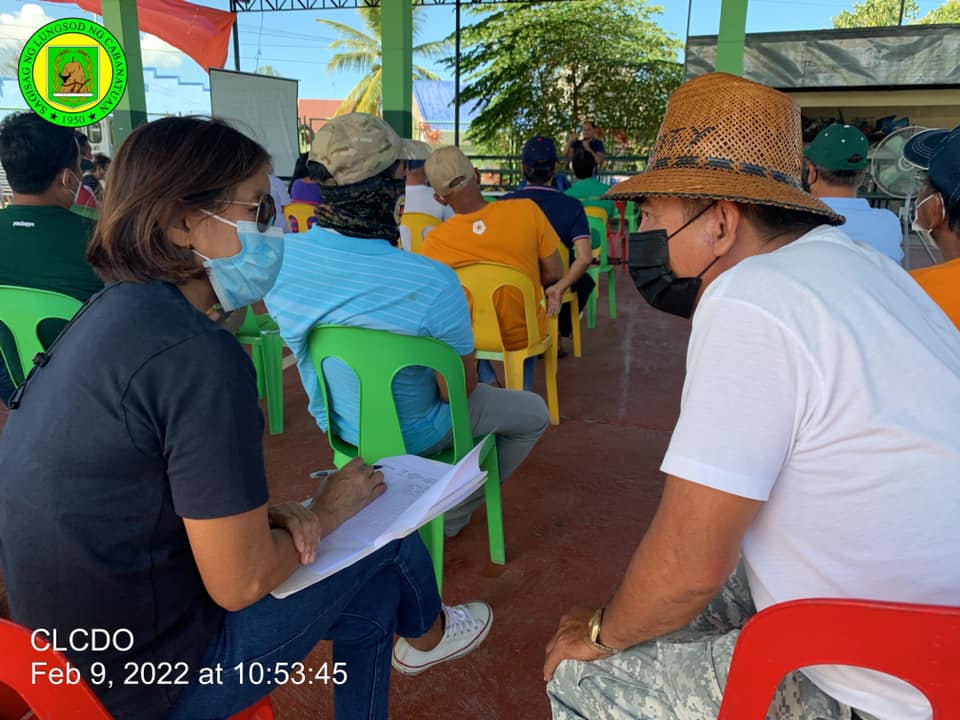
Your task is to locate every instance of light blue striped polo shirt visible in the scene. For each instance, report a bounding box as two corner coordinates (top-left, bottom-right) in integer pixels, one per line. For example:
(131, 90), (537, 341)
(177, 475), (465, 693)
(265, 227), (474, 454)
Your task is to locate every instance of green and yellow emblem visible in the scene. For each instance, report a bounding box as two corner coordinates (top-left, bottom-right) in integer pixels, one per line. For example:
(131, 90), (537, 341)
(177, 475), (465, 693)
(18, 18), (127, 127)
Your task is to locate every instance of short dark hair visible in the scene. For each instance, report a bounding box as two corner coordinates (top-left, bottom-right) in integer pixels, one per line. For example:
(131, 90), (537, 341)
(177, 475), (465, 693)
(680, 197), (825, 239)
(571, 148), (596, 179)
(522, 163), (554, 185)
(811, 162), (864, 189)
(0, 112), (79, 194)
(92, 153), (110, 173)
(87, 116), (270, 284)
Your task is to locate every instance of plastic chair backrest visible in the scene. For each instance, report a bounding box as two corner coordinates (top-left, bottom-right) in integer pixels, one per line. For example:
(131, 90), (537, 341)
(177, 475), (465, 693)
(283, 202), (319, 233)
(454, 262), (544, 353)
(587, 216), (608, 259)
(717, 598), (960, 719)
(306, 325), (475, 462)
(584, 205), (609, 227)
(400, 212), (440, 254)
(0, 285), (82, 386)
(0, 618), (111, 719)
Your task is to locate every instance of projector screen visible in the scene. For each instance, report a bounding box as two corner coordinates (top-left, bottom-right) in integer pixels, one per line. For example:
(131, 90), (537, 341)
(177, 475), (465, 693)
(209, 69), (299, 179)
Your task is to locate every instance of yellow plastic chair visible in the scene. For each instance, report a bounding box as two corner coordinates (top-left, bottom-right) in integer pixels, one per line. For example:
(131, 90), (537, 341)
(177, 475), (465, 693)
(556, 240), (583, 358)
(282, 202), (320, 234)
(307, 325), (504, 593)
(584, 205), (609, 230)
(399, 212), (440, 254)
(455, 262), (560, 425)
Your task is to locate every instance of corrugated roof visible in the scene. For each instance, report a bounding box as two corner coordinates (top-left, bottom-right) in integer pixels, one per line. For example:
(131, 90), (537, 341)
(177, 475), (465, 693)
(413, 80), (482, 126)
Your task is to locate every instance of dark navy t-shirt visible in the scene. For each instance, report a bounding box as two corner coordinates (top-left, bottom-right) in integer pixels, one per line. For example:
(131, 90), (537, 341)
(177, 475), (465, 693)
(0, 281), (268, 719)
(502, 186), (591, 253)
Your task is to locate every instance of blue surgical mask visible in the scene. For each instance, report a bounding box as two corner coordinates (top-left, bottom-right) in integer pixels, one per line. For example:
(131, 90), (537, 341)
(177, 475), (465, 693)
(194, 214), (285, 312)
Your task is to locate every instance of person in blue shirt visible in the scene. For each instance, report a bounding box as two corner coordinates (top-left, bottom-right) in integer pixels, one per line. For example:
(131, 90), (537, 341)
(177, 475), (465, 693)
(803, 124), (904, 263)
(504, 136), (595, 353)
(266, 112), (550, 539)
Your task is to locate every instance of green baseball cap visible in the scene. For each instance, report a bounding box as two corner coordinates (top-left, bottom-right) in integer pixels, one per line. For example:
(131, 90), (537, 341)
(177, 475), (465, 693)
(803, 124), (869, 171)
(309, 112), (418, 186)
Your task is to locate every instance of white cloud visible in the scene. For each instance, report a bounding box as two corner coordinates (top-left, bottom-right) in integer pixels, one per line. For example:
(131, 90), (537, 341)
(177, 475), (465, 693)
(139, 33), (186, 69)
(0, 3), (54, 44)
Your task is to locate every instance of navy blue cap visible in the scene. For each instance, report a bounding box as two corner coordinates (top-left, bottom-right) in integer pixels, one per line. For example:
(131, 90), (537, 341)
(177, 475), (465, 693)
(904, 125), (960, 208)
(522, 136), (558, 167)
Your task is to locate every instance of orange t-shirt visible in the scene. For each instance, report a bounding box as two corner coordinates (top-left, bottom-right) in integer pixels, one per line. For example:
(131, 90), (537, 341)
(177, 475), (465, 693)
(911, 258), (960, 330)
(422, 198), (560, 350)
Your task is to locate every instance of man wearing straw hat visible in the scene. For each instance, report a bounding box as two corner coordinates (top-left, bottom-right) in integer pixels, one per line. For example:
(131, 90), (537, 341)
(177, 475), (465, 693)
(544, 73), (960, 720)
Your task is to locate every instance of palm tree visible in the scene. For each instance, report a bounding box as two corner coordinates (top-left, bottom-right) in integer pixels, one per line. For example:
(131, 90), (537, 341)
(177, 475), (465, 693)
(318, 8), (451, 116)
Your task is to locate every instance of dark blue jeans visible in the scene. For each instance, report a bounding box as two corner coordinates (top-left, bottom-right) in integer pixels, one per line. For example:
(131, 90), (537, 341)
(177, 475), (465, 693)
(167, 534), (440, 720)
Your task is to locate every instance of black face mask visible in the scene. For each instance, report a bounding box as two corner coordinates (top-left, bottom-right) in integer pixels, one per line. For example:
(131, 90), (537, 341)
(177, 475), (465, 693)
(627, 202), (719, 319)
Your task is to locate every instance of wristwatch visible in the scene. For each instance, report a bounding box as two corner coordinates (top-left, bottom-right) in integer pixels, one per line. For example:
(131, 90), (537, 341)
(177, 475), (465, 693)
(588, 607), (619, 655)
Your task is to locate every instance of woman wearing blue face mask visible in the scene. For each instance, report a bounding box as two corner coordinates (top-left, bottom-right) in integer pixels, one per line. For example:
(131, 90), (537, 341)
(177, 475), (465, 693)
(0, 117), (488, 720)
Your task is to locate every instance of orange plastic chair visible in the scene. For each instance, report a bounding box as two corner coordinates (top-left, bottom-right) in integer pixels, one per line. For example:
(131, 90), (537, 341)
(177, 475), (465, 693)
(399, 211), (440, 253)
(717, 598), (960, 719)
(454, 262), (559, 425)
(0, 618), (275, 719)
(283, 202), (320, 233)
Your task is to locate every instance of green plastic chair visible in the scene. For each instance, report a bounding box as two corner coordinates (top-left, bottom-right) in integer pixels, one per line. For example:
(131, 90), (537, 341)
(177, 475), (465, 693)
(0, 285), (82, 387)
(236, 306), (285, 435)
(306, 324), (504, 593)
(586, 216), (616, 328)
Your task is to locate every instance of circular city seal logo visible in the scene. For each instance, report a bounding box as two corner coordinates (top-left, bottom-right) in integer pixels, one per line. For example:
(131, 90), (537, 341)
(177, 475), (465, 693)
(17, 18), (128, 128)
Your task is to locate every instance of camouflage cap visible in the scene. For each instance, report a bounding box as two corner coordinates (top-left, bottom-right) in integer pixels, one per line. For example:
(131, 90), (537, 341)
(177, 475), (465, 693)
(425, 145), (476, 197)
(308, 112), (420, 186)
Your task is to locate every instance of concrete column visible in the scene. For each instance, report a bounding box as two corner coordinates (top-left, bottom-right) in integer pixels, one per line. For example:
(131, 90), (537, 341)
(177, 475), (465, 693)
(100, 0), (148, 144)
(716, 0), (749, 76)
(380, 0), (412, 137)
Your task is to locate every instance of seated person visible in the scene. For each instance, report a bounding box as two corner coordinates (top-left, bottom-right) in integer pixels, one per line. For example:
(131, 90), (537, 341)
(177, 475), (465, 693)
(803, 124), (904, 262)
(80, 152), (110, 207)
(266, 113), (550, 538)
(0, 116), (490, 720)
(422, 146), (564, 392)
(289, 151), (324, 205)
(545, 73), (960, 720)
(565, 148), (616, 221)
(504, 136), (595, 352)
(904, 124), (960, 328)
(563, 120), (605, 169)
(0, 112), (103, 405)
(404, 139), (453, 222)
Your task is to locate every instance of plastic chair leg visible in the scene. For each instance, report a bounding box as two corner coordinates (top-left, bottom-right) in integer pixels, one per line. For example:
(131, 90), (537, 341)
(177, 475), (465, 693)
(586, 267), (598, 329)
(480, 439), (504, 565)
(250, 341), (266, 399)
(502, 354), (525, 391)
(607, 269), (617, 319)
(261, 334), (284, 435)
(570, 295), (582, 358)
(544, 321), (560, 425)
(418, 515), (445, 593)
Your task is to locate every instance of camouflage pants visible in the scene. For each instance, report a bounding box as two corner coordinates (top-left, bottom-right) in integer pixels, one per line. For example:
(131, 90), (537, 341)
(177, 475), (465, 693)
(547, 562), (855, 720)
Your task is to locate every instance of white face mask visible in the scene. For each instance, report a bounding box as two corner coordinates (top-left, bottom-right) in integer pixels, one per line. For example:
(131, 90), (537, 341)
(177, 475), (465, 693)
(62, 170), (81, 205)
(910, 192), (945, 248)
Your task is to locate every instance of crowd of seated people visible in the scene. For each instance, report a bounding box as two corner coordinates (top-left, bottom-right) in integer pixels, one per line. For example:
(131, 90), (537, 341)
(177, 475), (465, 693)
(0, 71), (959, 720)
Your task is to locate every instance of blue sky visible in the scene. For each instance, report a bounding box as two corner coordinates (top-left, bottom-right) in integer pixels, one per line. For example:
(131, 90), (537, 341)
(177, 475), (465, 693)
(0, 0), (947, 115)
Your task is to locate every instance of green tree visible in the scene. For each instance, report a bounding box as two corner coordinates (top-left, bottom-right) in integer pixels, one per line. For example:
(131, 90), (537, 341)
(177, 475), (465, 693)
(920, 0), (960, 23)
(832, 0), (919, 26)
(318, 8), (450, 116)
(450, 0), (682, 155)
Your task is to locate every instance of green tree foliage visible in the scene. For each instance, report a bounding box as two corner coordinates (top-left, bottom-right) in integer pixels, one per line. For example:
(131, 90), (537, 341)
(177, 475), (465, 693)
(319, 8), (451, 116)
(451, 0), (682, 153)
(920, 0), (960, 23)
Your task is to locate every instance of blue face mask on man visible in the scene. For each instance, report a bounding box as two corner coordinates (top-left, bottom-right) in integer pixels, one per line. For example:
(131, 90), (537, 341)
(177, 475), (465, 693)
(194, 214), (285, 312)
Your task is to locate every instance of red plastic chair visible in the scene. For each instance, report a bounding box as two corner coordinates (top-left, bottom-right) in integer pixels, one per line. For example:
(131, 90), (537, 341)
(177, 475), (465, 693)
(0, 618), (274, 720)
(717, 598), (960, 719)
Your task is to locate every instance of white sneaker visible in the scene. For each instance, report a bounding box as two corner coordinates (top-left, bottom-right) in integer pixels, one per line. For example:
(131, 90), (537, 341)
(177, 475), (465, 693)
(392, 602), (492, 676)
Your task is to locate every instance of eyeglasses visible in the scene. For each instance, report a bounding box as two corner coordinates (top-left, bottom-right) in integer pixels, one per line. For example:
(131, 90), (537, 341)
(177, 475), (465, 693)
(223, 193), (277, 232)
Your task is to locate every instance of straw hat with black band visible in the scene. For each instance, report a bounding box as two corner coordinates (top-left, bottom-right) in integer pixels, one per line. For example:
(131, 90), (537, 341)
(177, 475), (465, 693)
(607, 72), (843, 226)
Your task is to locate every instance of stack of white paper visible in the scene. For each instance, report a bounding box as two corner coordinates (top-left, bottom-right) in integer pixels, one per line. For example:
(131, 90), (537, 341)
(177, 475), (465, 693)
(271, 438), (490, 598)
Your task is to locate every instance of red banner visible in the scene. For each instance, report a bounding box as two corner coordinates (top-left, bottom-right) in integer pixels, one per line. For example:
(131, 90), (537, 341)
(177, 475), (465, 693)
(45, 0), (235, 71)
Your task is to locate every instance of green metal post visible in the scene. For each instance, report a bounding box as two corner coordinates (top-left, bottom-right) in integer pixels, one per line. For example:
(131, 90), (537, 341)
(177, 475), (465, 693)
(100, 0), (148, 145)
(381, 0), (413, 137)
(716, 0), (749, 76)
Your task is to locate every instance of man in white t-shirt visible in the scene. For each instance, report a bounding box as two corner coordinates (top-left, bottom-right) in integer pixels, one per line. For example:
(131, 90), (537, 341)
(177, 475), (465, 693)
(544, 72), (960, 720)
(403, 140), (454, 222)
